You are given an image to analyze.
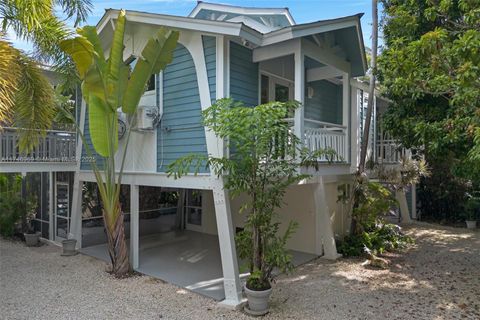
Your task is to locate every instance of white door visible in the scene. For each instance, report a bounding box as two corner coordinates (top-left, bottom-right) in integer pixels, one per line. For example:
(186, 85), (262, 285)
(184, 189), (203, 232)
(55, 182), (70, 241)
(261, 74), (294, 104)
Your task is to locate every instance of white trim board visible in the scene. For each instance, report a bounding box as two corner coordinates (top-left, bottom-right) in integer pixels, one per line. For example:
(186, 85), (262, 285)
(188, 2), (296, 26)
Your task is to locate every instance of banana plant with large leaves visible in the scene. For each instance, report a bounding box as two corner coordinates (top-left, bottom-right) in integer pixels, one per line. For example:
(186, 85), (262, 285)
(60, 10), (179, 276)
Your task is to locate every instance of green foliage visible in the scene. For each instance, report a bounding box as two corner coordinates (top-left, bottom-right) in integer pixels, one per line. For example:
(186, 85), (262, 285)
(61, 11), (178, 157)
(352, 181), (397, 233)
(465, 193), (480, 220)
(0, 173), (32, 237)
(168, 98), (330, 288)
(417, 157), (471, 222)
(0, 0), (92, 151)
(0, 193), (23, 237)
(61, 10), (178, 276)
(379, 0), (480, 221)
(338, 222), (413, 257)
(246, 270), (271, 291)
(376, 157), (431, 191)
(339, 180), (412, 258)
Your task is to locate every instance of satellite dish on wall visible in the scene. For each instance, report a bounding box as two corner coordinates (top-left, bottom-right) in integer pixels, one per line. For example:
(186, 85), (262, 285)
(118, 118), (127, 140)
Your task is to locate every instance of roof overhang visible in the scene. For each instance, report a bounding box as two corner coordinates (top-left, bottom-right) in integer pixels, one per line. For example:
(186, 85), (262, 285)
(262, 14), (368, 76)
(96, 9), (263, 46)
(188, 1), (296, 25)
(95, 10), (367, 77)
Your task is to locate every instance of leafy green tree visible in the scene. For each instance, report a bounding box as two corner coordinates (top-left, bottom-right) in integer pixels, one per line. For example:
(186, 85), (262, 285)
(168, 99), (331, 290)
(378, 0), (480, 220)
(378, 0), (480, 174)
(0, 0), (92, 151)
(61, 10), (178, 277)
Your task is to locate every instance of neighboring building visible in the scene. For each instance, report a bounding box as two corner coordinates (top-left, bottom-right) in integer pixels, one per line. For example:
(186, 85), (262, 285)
(0, 2), (409, 307)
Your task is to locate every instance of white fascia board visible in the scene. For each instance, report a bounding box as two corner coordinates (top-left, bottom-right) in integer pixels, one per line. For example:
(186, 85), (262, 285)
(0, 162), (77, 173)
(227, 16), (275, 33)
(79, 171), (215, 190)
(188, 2), (295, 25)
(97, 9), (263, 46)
(307, 66), (343, 82)
(355, 20), (368, 74)
(262, 15), (360, 46)
(96, 10), (115, 33)
(252, 38), (299, 62)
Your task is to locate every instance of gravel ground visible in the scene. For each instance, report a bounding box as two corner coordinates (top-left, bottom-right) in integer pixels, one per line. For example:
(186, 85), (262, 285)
(1, 222), (479, 320)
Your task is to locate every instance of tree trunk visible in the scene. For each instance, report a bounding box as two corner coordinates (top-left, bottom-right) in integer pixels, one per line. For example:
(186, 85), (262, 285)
(358, 0), (378, 172)
(104, 203), (130, 277)
(351, 0), (378, 235)
(253, 224), (261, 271)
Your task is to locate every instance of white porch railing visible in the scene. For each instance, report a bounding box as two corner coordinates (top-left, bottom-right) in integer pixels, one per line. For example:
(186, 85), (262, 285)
(286, 118), (348, 162)
(304, 119), (347, 162)
(0, 127), (76, 163)
(375, 139), (408, 164)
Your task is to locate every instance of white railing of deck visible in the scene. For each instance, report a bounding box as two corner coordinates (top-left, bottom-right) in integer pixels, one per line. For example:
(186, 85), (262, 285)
(286, 118), (348, 162)
(376, 139), (408, 164)
(0, 127), (76, 163)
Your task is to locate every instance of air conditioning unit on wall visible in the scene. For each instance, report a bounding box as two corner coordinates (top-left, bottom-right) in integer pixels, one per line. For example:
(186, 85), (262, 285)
(136, 106), (158, 131)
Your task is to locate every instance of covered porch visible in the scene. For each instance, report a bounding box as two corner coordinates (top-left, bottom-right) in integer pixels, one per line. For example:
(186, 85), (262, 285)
(253, 15), (367, 166)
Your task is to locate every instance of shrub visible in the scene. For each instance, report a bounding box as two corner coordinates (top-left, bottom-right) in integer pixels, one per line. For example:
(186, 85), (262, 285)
(338, 222), (413, 257)
(0, 193), (23, 237)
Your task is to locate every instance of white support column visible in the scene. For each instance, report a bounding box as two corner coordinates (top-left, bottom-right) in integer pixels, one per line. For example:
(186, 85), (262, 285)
(412, 184), (417, 220)
(70, 172), (83, 248)
(313, 178), (341, 259)
(213, 183), (243, 307)
(294, 44), (305, 141)
(48, 171), (54, 241)
(69, 98), (87, 248)
(186, 33), (242, 307)
(396, 189), (413, 224)
(130, 184), (139, 270)
(350, 87), (360, 172)
(342, 73), (351, 164)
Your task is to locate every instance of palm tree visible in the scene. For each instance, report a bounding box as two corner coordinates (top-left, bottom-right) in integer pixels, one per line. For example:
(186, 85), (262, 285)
(0, 0), (92, 151)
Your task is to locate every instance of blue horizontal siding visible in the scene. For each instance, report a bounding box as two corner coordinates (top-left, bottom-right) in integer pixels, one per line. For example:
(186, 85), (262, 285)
(202, 36), (216, 104)
(80, 108), (104, 170)
(229, 41), (258, 106)
(157, 43), (208, 173)
(305, 80), (343, 125)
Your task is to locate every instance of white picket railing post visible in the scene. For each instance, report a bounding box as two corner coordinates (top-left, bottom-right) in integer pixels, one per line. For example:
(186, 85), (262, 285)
(375, 138), (408, 163)
(303, 119), (348, 162)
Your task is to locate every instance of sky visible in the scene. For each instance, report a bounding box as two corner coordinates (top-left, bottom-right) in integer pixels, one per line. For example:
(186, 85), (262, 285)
(11, 0), (378, 52)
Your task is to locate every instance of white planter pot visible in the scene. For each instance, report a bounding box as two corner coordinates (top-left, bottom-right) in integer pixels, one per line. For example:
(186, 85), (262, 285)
(61, 239), (78, 256)
(466, 220), (477, 229)
(24, 232), (41, 247)
(244, 285), (272, 316)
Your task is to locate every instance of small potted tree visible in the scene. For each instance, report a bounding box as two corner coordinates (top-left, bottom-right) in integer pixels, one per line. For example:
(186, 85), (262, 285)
(22, 198), (41, 246)
(168, 99), (330, 315)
